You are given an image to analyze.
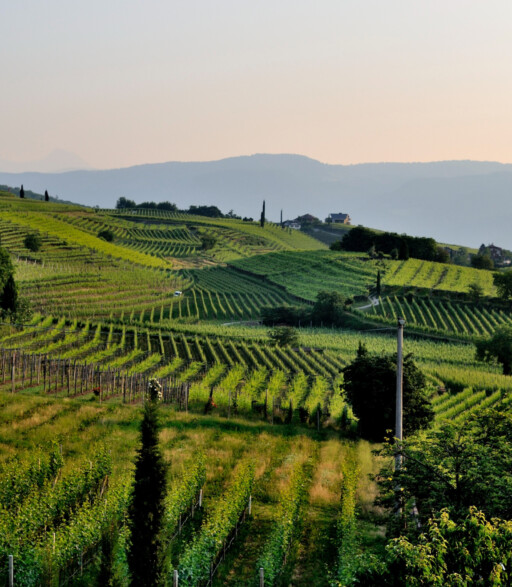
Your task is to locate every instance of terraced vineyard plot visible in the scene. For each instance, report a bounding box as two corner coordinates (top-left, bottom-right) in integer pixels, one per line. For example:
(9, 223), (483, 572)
(360, 295), (512, 339)
(18, 265), (191, 320)
(107, 208), (326, 256)
(0, 218), (108, 267)
(382, 258), (496, 295)
(0, 208), (172, 268)
(232, 250), (378, 300)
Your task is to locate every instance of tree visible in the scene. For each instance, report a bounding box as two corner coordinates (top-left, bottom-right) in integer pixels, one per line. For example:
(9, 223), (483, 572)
(311, 291), (346, 326)
(269, 326), (299, 347)
(0, 247), (13, 290)
(24, 233), (42, 252)
(475, 325), (512, 374)
(452, 246), (469, 266)
(386, 508), (512, 586)
(340, 226), (375, 252)
(493, 271), (512, 301)
(467, 281), (484, 302)
(187, 205), (223, 218)
(260, 304), (309, 326)
(116, 197), (136, 209)
(128, 379), (167, 587)
(376, 270), (382, 297)
(434, 246), (450, 264)
(44, 190), (49, 202)
(0, 274), (18, 318)
(343, 345), (433, 441)
(377, 409), (512, 524)
(471, 253), (494, 270)
(260, 200), (265, 228)
(19, 184), (24, 199)
(398, 239), (409, 261)
(98, 229), (115, 242)
(200, 235), (217, 250)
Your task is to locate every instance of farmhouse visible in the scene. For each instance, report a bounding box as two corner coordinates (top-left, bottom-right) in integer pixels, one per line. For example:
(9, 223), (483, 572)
(479, 243), (505, 262)
(283, 220), (301, 229)
(326, 212), (351, 224)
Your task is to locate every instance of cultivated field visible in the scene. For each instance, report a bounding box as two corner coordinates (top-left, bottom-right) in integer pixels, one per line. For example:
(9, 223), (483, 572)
(0, 191), (511, 585)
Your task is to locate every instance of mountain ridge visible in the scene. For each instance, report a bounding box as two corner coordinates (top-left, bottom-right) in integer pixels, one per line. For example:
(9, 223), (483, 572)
(1, 154), (511, 249)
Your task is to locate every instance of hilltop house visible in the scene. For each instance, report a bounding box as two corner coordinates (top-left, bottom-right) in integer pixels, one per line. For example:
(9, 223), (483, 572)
(326, 213), (351, 225)
(283, 220), (301, 229)
(479, 243), (504, 262)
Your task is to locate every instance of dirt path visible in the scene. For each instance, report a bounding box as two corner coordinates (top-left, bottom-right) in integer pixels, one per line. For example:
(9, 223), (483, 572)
(356, 295), (380, 311)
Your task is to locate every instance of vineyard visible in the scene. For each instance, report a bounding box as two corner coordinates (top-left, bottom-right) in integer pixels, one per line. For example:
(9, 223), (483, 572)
(358, 294), (512, 339)
(1, 192), (511, 584)
(0, 389), (371, 586)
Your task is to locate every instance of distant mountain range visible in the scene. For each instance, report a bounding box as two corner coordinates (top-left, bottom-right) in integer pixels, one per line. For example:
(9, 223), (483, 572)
(0, 154), (511, 249)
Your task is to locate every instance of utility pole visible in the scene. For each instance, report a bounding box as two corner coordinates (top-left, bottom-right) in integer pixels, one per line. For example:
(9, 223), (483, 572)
(395, 317), (405, 471)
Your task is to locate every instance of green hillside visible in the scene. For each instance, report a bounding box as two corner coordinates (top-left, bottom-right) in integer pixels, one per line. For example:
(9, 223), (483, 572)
(0, 193), (510, 586)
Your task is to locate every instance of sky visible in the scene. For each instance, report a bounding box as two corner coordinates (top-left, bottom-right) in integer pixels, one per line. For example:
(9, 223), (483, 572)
(2, 0), (512, 169)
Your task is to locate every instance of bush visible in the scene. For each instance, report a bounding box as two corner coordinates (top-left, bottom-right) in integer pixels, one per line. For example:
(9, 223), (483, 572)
(24, 233), (42, 252)
(269, 326), (299, 347)
(98, 229), (115, 242)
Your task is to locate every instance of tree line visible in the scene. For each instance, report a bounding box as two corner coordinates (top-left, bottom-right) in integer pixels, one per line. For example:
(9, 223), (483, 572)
(116, 197), (253, 221)
(331, 225), (450, 263)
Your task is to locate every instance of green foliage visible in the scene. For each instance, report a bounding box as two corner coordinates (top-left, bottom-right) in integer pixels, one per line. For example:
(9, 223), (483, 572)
(128, 381), (167, 587)
(163, 455), (206, 543)
(468, 281), (484, 302)
(378, 410), (512, 525)
(340, 226), (442, 262)
(311, 291), (346, 326)
(200, 234), (217, 250)
(475, 325), (512, 375)
(188, 204), (223, 217)
(0, 246), (13, 289)
(0, 447), (112, 586)
(386, 507), (512, 586)
(0, 274), (18, 319)
(268, 326), (300, 347)
(178, 460), (255, 586)
(257, 458), (311, 584)
(116, 197), (136, 208)
(330, 448), (363, 586)
(0, 444), (63, 510)
(98, 228), (115, 242)
(261, 304), (309, 326)
(343, 346), (433, 441)
(471, 253), (494, 270)
(493, 270), (512, 301)
(398, 238), (409, 261)
(24, 233), (42, 252)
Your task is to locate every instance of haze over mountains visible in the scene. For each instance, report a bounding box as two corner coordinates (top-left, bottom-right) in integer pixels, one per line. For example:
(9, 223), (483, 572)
(0, 150), (92, 174)
(0, 154), (511, 249)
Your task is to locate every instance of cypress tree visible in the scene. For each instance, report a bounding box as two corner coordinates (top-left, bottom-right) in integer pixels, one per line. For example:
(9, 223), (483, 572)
(19, 185), (25, 199)
(260, 200), (266, 228)
(376, 270), (381, 297)
(0, 274), (18, 317)
(398, 238), (410, 261)
(128, 379), (167, 587)
(44, 190), (49, 202)
(280, 209), (283, 228)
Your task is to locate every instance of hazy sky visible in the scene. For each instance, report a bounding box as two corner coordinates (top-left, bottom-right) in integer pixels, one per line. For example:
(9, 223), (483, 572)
(2, 1), (512, 169)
